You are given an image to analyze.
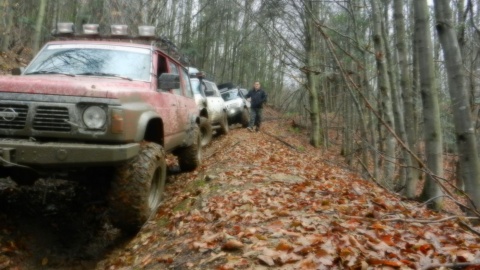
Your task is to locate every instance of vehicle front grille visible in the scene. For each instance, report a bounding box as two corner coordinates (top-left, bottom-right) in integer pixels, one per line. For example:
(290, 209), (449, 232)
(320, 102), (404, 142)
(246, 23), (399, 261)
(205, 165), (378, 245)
(0, 104), (28, 129)
(33, 106), (71, 132)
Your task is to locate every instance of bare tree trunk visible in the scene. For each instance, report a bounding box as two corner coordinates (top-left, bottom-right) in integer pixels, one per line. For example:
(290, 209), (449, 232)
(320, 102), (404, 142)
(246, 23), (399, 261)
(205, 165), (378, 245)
(370, 0), (396, 186)
(381, 0), (409, 191)
(1, 0), (14, 51)
(32, 0), (48, 53)
(434, 0), (480, 211)
(393, 0), (418, 198)
(305, 1), (321, 147)
(413, 0), (444, 210)
(168, 0), (177, 41)
(181, 0), (193, 49)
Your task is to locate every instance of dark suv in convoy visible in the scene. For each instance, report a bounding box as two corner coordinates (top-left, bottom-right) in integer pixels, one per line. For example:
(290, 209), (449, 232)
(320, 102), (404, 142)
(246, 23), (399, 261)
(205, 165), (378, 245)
(0, 23), (201, 232)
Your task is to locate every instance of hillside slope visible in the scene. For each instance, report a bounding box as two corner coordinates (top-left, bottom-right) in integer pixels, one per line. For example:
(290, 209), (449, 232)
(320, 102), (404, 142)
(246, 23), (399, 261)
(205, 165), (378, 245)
(96, 107), (480, 270)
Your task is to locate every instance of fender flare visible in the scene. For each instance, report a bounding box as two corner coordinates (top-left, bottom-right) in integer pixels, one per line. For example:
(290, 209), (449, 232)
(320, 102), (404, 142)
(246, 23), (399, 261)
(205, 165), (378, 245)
(134, 111), (163, 143)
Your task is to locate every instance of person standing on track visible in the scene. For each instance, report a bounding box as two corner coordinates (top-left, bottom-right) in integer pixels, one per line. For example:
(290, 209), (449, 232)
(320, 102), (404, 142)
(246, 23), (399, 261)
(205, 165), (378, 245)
(245, 81), (267, 132)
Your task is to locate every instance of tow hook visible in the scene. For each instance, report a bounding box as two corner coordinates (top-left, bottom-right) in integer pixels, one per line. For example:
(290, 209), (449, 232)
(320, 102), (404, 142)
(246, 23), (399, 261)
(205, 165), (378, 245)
(0, 148), (15, 166)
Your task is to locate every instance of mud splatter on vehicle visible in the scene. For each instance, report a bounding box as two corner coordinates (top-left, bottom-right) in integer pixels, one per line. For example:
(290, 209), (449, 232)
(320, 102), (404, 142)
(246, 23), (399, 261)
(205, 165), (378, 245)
(0, 23), (201, 233)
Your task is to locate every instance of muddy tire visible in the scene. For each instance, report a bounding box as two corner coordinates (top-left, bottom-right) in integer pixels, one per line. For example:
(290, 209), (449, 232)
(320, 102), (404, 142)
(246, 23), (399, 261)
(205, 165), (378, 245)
(218, 112), (229, 135)
(177, 125), (201, 172)
(199, 116), (213, 147)
(108, 142), (166, 233)
(241, 108), (250, 128)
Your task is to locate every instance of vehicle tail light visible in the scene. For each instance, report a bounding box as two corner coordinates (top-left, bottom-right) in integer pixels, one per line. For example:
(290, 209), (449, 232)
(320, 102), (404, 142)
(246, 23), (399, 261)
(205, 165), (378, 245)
(83, 24), (99, 35)
(138, 26), (155, 37)
(111, 25), (128, 36)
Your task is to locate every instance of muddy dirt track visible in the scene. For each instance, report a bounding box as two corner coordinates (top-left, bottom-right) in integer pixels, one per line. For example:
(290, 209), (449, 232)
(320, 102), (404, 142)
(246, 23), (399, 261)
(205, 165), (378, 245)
(0, 108), (286, 270)
(0, 120), (272, 270)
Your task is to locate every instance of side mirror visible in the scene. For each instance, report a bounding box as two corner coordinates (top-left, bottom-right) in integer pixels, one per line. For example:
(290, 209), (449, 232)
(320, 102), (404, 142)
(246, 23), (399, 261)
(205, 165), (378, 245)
(11, 67), (24, 75)
(158, 73), (180, 91)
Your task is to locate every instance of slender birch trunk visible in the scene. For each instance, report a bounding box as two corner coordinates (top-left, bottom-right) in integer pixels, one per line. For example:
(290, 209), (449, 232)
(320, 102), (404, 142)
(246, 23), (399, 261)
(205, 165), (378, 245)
(370, 0), (396, 186)
(393, 0), (418, 198)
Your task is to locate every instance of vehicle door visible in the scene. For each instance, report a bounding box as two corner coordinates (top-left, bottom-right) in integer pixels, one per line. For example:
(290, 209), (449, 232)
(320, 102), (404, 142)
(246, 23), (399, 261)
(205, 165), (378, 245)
(172, 63), (197, 138)
(150, 55), (182, 149)
(204, 81), (224, 123)
(155, 60), (187, 147)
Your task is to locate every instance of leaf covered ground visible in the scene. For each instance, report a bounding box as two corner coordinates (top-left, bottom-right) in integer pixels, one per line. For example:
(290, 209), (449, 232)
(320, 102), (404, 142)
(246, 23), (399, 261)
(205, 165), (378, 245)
(96, 107), (480, 270)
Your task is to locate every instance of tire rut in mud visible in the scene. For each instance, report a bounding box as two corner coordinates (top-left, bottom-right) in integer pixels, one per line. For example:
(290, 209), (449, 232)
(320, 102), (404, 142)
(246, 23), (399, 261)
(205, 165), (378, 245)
(0, 177), (126, 269)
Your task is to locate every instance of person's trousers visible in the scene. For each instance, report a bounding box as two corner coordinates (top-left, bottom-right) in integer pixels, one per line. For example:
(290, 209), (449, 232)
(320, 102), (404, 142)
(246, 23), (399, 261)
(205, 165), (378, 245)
(249, 108), (263, 129)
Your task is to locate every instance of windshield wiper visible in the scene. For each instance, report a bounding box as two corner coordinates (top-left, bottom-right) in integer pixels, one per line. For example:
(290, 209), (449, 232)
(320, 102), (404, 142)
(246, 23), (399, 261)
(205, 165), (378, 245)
(25, 71), (75, 76)
(77, 72), (133, 81)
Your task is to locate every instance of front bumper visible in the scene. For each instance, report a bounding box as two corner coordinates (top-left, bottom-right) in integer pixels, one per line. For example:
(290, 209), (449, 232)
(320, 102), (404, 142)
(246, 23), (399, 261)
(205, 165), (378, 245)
(0, 139), (139, 167)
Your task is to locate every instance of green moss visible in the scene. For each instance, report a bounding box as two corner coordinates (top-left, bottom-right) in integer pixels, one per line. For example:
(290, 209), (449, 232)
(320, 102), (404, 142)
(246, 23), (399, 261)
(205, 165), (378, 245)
(173, 198), (193, 212)
(192, 179), (207, 189)
(156, 217), (170, 228)
(289, 127), (301, 133)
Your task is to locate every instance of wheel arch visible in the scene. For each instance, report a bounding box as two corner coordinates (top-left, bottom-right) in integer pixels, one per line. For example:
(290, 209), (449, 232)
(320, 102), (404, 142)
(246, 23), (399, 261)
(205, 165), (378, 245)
(135, 111), (164, 146)
(199, 108), (209, 119)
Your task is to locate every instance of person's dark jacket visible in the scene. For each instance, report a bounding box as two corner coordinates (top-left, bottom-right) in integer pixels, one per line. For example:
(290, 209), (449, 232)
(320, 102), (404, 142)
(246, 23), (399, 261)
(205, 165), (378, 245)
(246, 88), (267, 109)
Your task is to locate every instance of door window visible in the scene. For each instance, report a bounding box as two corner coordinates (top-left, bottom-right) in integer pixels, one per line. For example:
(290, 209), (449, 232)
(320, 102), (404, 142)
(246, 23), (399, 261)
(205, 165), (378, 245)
(180, 67), (193, 98)
(168, 61), (182, 95)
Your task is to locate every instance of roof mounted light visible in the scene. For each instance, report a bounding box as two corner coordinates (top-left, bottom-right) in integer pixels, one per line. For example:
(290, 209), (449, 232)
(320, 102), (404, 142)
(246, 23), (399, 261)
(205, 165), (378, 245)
(138, 26), (155, 37)
(111, 25), (128, 36)
(83, 24), (99, 35)
(56, 22), (74, 34)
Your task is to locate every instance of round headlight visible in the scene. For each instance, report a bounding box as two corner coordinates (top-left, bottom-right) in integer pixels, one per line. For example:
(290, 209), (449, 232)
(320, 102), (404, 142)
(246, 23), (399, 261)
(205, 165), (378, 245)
(83, 106), (106, 129)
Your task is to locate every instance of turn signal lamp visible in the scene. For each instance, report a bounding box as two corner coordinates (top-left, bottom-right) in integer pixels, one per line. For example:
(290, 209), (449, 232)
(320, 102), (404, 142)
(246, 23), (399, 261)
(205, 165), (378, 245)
(111, 109), (124, 134)
(56, 22), (74, 34)
(83, 24), (99, 35)
(111, 25), (128, 36)
(138, 26), (155, 37)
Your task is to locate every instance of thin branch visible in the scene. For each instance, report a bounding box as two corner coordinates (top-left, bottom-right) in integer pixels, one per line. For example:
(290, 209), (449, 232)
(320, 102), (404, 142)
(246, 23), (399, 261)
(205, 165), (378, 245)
(262, 130), (302, 152)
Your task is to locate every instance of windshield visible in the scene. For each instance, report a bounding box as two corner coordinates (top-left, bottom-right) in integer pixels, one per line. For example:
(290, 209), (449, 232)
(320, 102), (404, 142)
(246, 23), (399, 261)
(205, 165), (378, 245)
(190, 79), (203, 95)
(24, 44), (152, 81)
(221, 90), (239, 101)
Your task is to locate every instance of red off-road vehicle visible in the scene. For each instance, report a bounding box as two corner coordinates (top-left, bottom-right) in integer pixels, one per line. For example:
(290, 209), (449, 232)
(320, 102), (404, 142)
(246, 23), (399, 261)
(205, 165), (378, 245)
(0, 23), (201, 232)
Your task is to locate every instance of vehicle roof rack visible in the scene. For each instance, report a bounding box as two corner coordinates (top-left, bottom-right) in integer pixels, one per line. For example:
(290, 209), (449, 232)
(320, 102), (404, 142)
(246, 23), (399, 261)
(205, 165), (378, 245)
(188, 66), (216, 82)
(51, 22), (190, 66)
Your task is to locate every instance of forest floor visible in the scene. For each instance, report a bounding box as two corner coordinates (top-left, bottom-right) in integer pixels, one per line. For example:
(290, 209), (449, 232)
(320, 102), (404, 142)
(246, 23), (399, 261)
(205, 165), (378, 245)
(0, 106), (479, 270)
(1, 52), (480, 269)
(96, 108), (480, 270)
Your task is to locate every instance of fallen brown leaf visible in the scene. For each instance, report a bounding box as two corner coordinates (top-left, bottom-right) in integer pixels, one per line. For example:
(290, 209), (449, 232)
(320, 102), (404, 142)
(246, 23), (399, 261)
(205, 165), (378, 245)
(222, 239), (244, 251)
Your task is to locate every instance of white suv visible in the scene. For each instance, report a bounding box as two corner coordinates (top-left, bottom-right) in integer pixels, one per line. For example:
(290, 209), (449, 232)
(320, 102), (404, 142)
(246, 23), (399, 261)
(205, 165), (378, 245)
(189, 68), (229, 146)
